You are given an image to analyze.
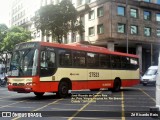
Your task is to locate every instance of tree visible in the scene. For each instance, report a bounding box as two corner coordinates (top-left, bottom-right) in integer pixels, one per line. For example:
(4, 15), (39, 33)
(0, 24), (8, 49)
(34, 0), (84, 43)
(1, 26), (31, 51)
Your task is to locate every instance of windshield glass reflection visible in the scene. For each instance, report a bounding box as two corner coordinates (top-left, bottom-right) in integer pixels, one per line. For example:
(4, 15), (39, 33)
(9, 49), (38, 77)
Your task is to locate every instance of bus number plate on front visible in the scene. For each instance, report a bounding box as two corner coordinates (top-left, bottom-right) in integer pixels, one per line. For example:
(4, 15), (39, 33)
(89, 72), (99, 77)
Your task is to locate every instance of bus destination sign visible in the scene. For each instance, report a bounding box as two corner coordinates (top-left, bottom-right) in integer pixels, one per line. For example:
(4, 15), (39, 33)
(15, 43), (37, 50)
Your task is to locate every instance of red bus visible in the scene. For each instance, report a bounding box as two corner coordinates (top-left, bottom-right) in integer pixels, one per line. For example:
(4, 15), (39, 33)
(7, 42), (140, 98)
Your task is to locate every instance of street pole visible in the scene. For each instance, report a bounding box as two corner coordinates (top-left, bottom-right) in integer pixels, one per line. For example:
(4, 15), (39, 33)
(126, 0), (129, 53)
(151, 43), (153, 65)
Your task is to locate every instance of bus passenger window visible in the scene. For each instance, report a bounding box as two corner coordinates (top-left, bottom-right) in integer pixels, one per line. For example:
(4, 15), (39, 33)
(99, 54), (110, 68)
(130, 58), (138, 70)
(121, 57), (130, 69)
(59, 49), (72, 67)
(111, 55), (121, 69)
(87, 53), (99, 68)
(73, 51), (86, 67)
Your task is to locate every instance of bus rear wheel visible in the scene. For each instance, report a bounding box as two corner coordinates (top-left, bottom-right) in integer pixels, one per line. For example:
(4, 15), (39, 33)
(112, 79), (121, 92)
(57, 81), (69, 98)
(34, 92), (45, 97)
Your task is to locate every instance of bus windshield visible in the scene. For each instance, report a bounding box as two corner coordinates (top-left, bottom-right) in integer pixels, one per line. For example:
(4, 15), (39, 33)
(9, 48), (39, 77)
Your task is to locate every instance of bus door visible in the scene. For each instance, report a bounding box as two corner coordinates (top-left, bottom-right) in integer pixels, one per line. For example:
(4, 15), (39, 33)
(39, 47), (57, 91)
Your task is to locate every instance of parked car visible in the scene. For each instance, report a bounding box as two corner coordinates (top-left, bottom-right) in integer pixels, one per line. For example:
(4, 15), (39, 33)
(141, 66), (158, 86)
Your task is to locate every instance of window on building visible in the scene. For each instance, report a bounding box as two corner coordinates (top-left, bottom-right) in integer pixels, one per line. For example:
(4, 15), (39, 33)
(118, 23), (125, 33)
(97, 24), (104, 34)
(89, 10), (95, 20)
(144, 0), (150, 2)
(117, 6), (125, 16)
(156, 13), (160, 22)
(89, 27), (95, 36)
(144, 11), (151, 20)
(157, 28), (160, 37)
(157, 0), (160, 4)
(131, 25), (138, 35)
(97, 7), (104, 17)
(144, 27), (151, 36)
(130, 8), (138, 18)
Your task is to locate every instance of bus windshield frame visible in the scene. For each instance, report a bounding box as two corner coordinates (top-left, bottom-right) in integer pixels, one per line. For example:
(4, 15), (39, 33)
(9, 43), (39, 77)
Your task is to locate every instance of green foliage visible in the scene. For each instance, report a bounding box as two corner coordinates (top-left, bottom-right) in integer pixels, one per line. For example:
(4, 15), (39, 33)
(34, 0), (84, 43)
(0, 24), (8, 48)
(2, 26), (31, 51)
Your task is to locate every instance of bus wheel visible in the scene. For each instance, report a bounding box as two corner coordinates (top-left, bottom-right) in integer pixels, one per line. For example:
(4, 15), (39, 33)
(112, 79), (121, 92)
(34, 92), (44, 97)
(57, 81), (69, 98)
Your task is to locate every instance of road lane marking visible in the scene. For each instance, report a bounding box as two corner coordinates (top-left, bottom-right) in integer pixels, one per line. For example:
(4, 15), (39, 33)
(139, 88), (156, 103)
(12, 98), (63, 120)
(32, 98), (63, 111)
(0, 100), (27, 108)
(68, 91), (102, 120)
(51, 108), (78, 111)
(121, 91), (125, 120)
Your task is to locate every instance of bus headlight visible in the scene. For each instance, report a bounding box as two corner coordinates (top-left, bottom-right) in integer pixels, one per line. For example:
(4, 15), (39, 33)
(26, 82), (33, 86)
(8, 82), (12, 86)
(26, 82), (36, 86)
(150, 78), (156, 81)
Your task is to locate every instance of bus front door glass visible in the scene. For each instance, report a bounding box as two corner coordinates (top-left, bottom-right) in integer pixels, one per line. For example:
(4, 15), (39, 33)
(40, 49), (56, 77)
(9, 49), (38, 76)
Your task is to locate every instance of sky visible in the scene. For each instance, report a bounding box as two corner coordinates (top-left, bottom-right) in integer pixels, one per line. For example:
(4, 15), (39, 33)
(0, 0), (10, 26)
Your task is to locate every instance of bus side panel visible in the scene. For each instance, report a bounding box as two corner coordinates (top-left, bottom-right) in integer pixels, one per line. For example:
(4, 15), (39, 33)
(32, 82), (59, 92)
(87, 69), (113, 89)
(72, 80), (114, 90)
(88, 80), (114, 89)
(56, 68), (88, 90)
(121, 79), (140, 87)
(121, 70), (140, 87)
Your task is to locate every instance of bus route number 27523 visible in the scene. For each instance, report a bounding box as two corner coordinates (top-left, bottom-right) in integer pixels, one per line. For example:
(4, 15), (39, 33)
(89, 72), (99, 77)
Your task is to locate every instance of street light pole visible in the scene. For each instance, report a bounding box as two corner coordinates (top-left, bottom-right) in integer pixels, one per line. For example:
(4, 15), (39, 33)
(126, 0), (129, 53)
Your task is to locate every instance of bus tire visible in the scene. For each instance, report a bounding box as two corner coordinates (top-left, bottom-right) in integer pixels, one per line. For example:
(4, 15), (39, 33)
(34, 92), (44, 97)
(112, 78), (121, 92)
(57, 81), (69, 98)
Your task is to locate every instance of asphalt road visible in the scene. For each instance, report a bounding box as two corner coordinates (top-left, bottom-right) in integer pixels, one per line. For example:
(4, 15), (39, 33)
(0, 84), (158, 120)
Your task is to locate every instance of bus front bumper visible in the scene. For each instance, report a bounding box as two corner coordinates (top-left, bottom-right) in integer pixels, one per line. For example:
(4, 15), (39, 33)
(8, 85), (32, 93)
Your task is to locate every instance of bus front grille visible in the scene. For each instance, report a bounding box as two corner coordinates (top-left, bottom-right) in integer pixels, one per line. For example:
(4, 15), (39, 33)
(13, 83), (25, 86)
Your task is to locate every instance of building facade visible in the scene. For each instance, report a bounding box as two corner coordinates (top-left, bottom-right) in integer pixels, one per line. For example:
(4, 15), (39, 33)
(75, 0), (160, 73)
(9, 0), (160, 73)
